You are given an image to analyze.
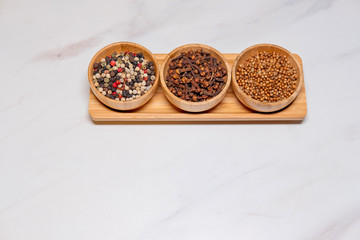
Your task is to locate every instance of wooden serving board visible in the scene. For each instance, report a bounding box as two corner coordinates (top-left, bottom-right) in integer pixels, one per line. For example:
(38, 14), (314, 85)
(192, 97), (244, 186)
(89, 54), (307, 123)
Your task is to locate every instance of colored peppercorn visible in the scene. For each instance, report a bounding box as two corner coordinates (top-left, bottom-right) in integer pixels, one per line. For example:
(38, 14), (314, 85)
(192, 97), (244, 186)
(92, 51), (156, 101)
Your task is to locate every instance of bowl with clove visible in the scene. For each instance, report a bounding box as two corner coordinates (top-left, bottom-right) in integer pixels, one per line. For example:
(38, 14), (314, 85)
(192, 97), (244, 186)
(160, 44), (231, 112)
(88, 42), (160, 111)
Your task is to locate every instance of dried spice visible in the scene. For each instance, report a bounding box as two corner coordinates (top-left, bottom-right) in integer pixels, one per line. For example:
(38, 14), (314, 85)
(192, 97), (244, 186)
(165, 49), (227, 102)
(236, 51), (298, 102)
(92, 51), (156, 101)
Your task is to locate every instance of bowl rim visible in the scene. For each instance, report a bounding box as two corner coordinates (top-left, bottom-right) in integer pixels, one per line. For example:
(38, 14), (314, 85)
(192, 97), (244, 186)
(87, 41), (160, 106)
(160, 43), (231, 107)
(231, 43), (303, 107)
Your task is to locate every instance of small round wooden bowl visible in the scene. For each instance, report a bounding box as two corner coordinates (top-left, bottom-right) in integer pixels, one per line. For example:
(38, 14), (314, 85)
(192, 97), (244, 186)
(88, 42), (159, 111)
(160, 44), (231, 112)
(231, 44), (303, 112)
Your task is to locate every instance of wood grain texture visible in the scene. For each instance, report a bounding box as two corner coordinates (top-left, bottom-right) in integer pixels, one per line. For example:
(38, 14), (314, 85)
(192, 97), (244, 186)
(89, 53), (307, 123)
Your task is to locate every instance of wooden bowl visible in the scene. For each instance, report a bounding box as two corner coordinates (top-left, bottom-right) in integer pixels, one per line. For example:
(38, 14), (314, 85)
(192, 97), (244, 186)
(231, 44), (303, 112)
(160, 44), (231, 112)
(88, 42), (159, 111)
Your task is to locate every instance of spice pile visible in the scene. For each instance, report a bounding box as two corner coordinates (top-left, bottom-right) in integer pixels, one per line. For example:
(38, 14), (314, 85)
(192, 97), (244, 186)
(236, 51), (299, 102)
(92, 51), (156, 101)
(165, 49), (227, 102)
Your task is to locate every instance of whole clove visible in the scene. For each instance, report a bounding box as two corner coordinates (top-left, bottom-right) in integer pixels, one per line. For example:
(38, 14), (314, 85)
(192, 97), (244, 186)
(165, 49), (227, 102)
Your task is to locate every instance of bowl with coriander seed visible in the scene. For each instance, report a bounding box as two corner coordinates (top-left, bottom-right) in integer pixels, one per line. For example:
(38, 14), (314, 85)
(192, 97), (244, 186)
(88, 42), (159, 111)
(232, 44), (303, 112)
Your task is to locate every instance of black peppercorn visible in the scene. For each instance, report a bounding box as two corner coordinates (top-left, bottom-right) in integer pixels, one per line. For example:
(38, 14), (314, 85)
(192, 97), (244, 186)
(129, 55), (134, 63)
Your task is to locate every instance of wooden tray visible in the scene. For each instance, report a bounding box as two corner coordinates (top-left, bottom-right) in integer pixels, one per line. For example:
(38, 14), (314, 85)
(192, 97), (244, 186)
(89, 54), (307, 123)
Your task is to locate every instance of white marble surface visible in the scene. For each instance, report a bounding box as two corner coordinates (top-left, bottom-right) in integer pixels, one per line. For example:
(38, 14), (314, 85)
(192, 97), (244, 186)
(1, 0), (360, 239)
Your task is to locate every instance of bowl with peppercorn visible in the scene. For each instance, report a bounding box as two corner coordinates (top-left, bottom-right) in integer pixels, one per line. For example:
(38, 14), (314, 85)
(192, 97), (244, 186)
(232, 44), (303, 112)
(88, 42), (159, 110)
(160, 44), (231, 112)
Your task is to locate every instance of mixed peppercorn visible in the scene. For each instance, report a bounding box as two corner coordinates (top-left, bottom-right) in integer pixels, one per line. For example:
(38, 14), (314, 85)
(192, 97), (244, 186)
(92, 51), (156, 101)
(236, 51), (299, 102)
(165, 49), (227, 102)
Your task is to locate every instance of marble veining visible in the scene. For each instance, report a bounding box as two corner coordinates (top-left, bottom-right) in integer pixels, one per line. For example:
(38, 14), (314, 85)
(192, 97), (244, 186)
(33, 37), (103, 61)
(0, 0), (360, 239)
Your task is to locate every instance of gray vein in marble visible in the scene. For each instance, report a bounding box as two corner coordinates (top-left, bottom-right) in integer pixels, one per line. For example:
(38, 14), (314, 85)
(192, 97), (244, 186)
(245, 212), (280, 218)
(299, 0), (336, 19)
(208, 163), (274, 194)
(272, 0), (336, 20)
(32, 36), (102, 61)
(127, 164), (274, 240)
(158, 208), (184, 224)
(208, 0), (329, 44)
(0, 174), (71, 216)
(26, 119), (86, 152)
(0, 95), (25, 113)
(0, 94), (73, 144)
(312, 209), (360, 240)
(110, 0), (189, 41)
(336, 47), (360, 59)
(132, 208), (187, 240)
(344, 124), (360, 141)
